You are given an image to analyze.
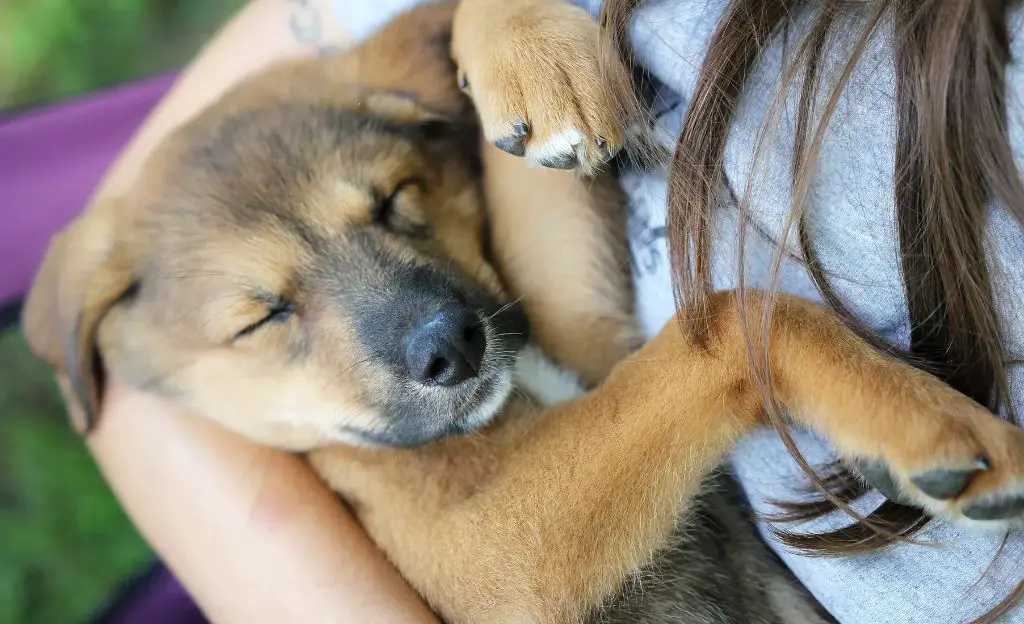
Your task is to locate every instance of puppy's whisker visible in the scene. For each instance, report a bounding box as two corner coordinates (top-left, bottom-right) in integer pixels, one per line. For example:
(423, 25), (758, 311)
(318, 357), (373, 395)
(159, 270), (239, 281)
(470, 262), (486, 284)
(509, 388), (530, 404)
(462, 427), (495, 444)
(484, 296), (525, 322)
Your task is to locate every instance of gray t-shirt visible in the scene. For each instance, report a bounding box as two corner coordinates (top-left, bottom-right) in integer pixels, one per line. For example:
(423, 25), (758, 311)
(336, 1), (1024, 621)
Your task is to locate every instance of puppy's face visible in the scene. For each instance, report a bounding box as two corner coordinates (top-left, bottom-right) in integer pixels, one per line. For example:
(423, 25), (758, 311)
(101, 100), (529, 450)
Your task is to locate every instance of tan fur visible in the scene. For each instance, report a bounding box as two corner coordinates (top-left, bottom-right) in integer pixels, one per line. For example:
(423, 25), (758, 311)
(451, 0), (625, 173)
(453, 0), (641, 385)
(310, 293), (1024, 624)
(21, 1), (1024, 623)
(22, 0), (634, 430)
(482, 146), (638, 386)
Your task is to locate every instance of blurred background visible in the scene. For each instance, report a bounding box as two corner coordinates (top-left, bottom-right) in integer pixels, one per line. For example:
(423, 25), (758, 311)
(1, 1), (244, 622)
(1, 1), (241, 112)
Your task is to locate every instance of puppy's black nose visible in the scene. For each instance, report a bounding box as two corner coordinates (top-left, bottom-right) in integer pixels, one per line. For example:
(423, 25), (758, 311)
(404, 306), (487, 386)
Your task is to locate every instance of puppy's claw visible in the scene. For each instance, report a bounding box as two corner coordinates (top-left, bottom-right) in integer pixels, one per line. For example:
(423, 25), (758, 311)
(910, 467), (981, 500)
(962, 494), (1024, 521)
(538, 152), (579, 170)
(596, 136), (618, 159)
(494, 121), (531, 157)
(495, 135), (527, 157)
(850, 459), (904, 503)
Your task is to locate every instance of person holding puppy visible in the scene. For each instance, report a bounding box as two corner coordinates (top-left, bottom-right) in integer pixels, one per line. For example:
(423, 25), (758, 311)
(73, 0), (1023, 623)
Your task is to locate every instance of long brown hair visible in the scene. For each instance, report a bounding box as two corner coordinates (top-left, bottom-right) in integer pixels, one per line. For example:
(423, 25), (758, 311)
(598, 1), (1024, 621)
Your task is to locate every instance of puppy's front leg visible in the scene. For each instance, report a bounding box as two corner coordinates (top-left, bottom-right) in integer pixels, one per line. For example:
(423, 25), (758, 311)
(311, 291), (1024, 623)
(482, 145), (639, 386)
(452, 0), (627, 173)
(454, 0), (642, 384)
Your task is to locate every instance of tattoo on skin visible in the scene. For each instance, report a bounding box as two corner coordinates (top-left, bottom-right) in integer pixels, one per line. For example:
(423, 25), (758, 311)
(286, 0), (340, 56)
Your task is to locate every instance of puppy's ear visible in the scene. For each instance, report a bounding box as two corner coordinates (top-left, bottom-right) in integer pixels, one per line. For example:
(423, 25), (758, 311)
(362, 91), (458, 126)
(22, 198), (138, 434)
(364, 91), (480, 162)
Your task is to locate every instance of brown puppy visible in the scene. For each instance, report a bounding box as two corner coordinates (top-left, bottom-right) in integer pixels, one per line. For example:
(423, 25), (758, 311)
(22, 2), (1024, 624)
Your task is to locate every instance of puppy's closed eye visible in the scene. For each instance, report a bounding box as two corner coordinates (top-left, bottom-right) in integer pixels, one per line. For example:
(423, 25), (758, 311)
(233, 299), (296, 342)
(373, 178), (428, 237)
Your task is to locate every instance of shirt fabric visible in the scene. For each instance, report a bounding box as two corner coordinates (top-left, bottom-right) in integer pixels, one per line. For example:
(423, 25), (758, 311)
(334, 1), (1024, 621)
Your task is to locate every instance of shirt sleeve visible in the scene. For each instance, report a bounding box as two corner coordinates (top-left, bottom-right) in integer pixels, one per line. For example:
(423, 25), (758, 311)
(330, 0), (429, 42)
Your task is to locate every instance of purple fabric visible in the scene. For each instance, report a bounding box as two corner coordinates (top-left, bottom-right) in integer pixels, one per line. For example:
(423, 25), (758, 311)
(0, 74), (211, 622)
(0, 73), (177, 303)
(96, 564), (209, 624)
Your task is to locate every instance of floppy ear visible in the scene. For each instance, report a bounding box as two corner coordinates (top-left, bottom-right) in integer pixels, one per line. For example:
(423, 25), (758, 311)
(363, 91), (481, 165)
(22, 198), (137, 434)
(361, 91), (466, 127)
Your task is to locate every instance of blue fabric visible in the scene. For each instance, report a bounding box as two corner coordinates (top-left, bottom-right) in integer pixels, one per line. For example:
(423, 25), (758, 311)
(332, 1), (1024, 621)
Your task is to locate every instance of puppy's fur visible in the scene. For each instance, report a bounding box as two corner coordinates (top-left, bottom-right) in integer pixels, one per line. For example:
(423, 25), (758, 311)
(23, 2), (1024, 623)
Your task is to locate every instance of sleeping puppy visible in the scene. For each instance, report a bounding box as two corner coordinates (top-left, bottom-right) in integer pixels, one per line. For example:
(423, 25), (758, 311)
(22, 1), (1024, 623)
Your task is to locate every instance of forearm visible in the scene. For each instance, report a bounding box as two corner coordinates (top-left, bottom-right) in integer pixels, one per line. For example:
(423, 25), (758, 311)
(93, 380), (438, 624)
(85, 2), (437, 622)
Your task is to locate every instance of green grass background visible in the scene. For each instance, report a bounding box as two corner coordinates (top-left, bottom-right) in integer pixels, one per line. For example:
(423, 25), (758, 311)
(1, 1), (243, 622)
(0, 330), (153, 624)
(1, 0), (243, 113)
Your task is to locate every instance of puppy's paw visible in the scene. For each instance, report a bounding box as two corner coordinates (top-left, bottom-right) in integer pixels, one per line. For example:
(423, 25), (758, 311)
(452, 0), (626, 174)
(846, 395), (1024, 531)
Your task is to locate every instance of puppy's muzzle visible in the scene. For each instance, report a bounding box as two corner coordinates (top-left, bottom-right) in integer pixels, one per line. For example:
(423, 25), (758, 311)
(404, 305), (487, 386)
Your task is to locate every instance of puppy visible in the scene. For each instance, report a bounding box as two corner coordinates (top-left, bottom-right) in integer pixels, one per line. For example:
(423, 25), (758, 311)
(23, 1), (1024, 623)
